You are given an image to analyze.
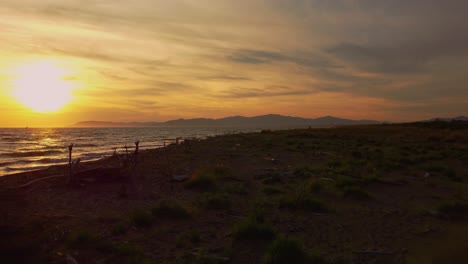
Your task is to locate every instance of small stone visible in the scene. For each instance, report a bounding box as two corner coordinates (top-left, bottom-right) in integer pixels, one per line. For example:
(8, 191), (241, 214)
(173, 174), (190, 182)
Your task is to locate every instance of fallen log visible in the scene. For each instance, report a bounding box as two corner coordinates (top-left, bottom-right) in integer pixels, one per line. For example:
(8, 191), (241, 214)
(352, 250), (396, 255)
(74, 167), (125, 182)
(7, 166), (125, 189)
(7, 174), (64, 189)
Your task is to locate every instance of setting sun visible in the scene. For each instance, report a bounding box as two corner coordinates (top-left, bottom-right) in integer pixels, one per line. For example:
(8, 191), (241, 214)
(10, 60), (76, 112)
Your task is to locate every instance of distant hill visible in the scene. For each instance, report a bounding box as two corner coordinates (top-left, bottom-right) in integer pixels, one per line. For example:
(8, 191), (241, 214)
(70, 114), (381, 128)
(425, 116), (468, 122)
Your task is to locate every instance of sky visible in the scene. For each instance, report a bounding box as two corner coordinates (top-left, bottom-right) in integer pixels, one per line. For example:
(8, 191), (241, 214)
(0, 0), (467, 127)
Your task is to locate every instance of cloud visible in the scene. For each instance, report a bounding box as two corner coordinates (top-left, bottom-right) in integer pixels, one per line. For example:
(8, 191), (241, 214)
(327, 43), (424, 74)
(200, 75), (251, 81)
(217, 85), (314, 98)
(228, 49), (337, 69)
(327, 33), (468, 74)
(229, 50), (288, 64)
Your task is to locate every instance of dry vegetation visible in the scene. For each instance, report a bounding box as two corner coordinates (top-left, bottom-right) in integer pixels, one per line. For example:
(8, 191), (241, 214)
(1, 121), (468, 263)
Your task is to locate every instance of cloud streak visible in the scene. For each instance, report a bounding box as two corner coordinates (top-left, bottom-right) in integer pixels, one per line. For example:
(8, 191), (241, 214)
(218, 85), (314, 98)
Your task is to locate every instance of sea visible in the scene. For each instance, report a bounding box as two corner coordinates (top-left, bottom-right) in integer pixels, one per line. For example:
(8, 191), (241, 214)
(0, 127), (262, 176)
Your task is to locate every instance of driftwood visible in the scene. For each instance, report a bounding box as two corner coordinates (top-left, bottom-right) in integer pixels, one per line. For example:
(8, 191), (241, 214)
(67, 144), (74, 184)
(6, 139), (146, 189)
(7, 165), (124, 189)
(75, 167), (124, 182)
(318, 177), (336, 183)
(8, 174), (65, 189)
(172, 174), (190, 182)
(66, 254), (79, 264)
(352, 250), (396, 255)
(191, 252), (229, 262)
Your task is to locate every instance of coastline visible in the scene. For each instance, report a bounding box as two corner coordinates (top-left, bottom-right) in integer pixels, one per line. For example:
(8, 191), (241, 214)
(0, 126), (261, 177)
(1, 124), (468, 263)
(0, 148), (151, 188)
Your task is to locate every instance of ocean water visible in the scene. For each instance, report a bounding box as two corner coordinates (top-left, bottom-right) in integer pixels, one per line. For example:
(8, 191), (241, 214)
(0, 127), (260, 176)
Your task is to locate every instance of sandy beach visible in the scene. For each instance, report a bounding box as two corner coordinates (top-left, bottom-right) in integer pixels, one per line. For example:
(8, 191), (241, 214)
(1, 123), (468, 264)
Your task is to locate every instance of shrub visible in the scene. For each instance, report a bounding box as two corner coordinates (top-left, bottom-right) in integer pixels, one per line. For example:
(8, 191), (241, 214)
(67, 230), (97, 248)
(279, 192), (327, 213)
(263, 237), (322, 264)
(177, 230), (201, 246)
(437, 202), (468, 219)
(446, 169), (462, 182)
(261, 172), (283, 185)
(335, 176), (362, 189)
(186, 165), (229, 191)
(233, 215), (276, 241)
(152, 201), (190, 219)
(0, 238), (42, 264)
(111, 223), (127, 236)
(308, 179), (324, 193)
(198, 193), (231, 210)
(262, 186), (283, 195)
(112, 243), (151, 264)
(351, 150), (363, 159)
(130, 209), (153, 227)
(294, 166), (314, 178)
(342, 186), (371, 200)
(223, 182), (248, 195)
(188, 231), (201, 244)
(186, 174), (217, 190)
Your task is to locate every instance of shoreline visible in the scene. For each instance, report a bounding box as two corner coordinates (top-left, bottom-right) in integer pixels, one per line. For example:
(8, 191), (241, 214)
(0, 126), (260, 179)
(0, 145), (169, 188)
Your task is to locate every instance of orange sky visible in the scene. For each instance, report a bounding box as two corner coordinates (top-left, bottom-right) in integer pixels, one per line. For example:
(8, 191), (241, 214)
(1, 1), (467, 127)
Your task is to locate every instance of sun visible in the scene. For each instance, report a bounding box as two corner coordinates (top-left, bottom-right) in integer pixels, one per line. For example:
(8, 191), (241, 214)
(11, 60), (77, 112)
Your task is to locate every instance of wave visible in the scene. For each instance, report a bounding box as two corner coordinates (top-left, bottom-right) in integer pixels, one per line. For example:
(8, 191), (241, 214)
(74, 143), (99, 148)
(80, 152), (111, 160)
(1, 150), (64, 158)
(36, 157), (68, 164)
(0, 161), (15, 167)
(5, 165), (51, 172)
(0, 158), (65, 167)
(42, 145), (67, 150)
(18, 146), (64, 152)
(1, 137), (28, 142)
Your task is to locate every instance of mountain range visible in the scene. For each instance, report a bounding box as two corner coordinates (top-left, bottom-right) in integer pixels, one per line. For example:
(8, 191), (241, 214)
(424, 116), (468, 122)
(70, 114), (381, 128)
